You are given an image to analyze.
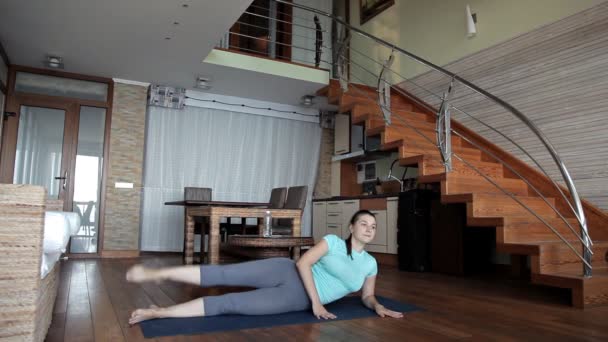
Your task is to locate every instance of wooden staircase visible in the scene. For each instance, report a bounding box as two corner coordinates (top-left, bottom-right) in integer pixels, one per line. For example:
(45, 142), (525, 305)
(318, 80), (608, 308)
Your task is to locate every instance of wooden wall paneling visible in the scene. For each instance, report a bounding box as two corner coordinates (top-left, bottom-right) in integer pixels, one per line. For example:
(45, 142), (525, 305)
(340, 160), (360, 196)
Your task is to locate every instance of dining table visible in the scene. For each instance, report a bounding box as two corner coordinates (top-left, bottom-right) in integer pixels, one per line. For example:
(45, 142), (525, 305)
(165, 200), (302, 265)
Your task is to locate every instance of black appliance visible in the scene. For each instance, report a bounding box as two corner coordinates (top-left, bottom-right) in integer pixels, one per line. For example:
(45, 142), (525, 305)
(398, 189), (495, 275)
(397, 189), (438, 272)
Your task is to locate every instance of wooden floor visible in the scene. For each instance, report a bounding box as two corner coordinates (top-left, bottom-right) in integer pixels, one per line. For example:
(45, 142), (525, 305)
(46, 254), (608, 341)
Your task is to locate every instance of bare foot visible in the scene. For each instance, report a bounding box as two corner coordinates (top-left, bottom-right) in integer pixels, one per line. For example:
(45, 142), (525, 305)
(129, 305), (161, 325)
(126, 264), (162, 283)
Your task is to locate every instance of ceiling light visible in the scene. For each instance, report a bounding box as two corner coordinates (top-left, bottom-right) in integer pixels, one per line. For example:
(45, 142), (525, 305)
(195, 76), (212, 90)
(44, 55), (64, 69)
(301, 95), (314, 107)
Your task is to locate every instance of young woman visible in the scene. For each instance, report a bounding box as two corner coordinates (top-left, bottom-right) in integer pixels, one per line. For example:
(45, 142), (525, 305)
(127, 210), (403, 324)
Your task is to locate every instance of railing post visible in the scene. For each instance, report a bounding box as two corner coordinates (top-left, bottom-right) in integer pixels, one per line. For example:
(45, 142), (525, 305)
(269, 1), (277, 59)
(314, 15), (323, 68)
(336, 28), (351, 93)
(436, 78), (455, 172)
(377, 51), (394, 125)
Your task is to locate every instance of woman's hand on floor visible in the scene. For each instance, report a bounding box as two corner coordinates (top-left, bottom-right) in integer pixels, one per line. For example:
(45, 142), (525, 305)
(375, 305), (403, 318)
(312, 303), (337, 320)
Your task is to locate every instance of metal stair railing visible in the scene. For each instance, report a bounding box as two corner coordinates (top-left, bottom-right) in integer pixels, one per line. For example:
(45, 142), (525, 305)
(269, 0), (593, 276)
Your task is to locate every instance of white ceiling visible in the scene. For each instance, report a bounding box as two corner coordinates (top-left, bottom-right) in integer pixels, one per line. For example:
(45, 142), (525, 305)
(0, 0), (331, 107)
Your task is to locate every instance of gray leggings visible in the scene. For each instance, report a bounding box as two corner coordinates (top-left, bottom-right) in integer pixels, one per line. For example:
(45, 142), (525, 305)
(200, 257), (311, 316)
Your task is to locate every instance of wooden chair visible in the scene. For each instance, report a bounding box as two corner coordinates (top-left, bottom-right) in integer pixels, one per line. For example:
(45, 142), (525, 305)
(274, 185), (308, 235)
(224, 187), (288, 236)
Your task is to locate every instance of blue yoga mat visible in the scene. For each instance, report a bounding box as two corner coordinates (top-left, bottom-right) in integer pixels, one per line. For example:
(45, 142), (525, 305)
(140, 295), (420, 338)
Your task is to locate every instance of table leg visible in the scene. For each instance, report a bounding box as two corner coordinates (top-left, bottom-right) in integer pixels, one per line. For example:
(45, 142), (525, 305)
(184, 212), (195, 265)
(292, 216), (301, 261)
(209, 214), (221, 265)
(257, 217), (264, 236)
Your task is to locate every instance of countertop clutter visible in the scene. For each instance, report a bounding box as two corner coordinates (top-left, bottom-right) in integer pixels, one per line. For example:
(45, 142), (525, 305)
(312, 193), (400, 202)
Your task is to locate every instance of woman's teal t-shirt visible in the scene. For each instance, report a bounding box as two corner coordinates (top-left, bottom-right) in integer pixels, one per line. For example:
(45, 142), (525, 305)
(311, 234), (378, 304)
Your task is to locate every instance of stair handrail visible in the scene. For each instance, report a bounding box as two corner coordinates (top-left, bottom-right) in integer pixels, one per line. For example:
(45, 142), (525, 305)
(273, 0), (592, 276)
(338, 47), (593, 251)
(338, 67), (594, 272)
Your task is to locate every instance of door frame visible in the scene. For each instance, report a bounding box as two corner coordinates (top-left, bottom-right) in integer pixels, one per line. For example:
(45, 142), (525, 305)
(0, 65), (114, 257)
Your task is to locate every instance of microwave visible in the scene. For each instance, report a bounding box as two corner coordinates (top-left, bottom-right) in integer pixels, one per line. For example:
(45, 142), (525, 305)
(356, 161), (376, 184)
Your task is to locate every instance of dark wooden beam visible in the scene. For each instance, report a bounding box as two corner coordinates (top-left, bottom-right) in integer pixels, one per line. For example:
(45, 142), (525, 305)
(0, 39), (9, 67)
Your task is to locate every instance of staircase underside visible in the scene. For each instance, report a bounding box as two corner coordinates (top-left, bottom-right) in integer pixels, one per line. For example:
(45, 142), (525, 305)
(318, 80), (608, 308)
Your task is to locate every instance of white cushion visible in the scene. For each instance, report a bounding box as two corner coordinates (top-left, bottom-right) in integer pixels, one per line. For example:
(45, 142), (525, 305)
(43, 211), (70, 254)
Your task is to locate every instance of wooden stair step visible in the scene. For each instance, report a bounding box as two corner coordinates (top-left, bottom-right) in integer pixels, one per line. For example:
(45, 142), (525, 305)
(348, 103), (432, 123)
(393, 108), (435, 123)
(531, 240), (608, 275)
(366, 115), (437, 133)
(338, 87), (418, 110)
(530, 268), (608, 308)
(441, 174), (529, 197)
(339, 94), (413, 114)
(315, 84), (330, 97)
(363, 118), (440, 137)
(400, 155), (503, 179)
(497, 217), (583, 244)
(496, 239), (594, 259)
(379, 125), (463, 147)
(398, 142), (483, 162)
(442, 193), (559, 218)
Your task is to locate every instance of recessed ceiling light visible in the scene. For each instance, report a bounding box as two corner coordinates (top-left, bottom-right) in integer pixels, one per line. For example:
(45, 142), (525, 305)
(182, 4), (189, 8)
(301, 95), (314, 107)
(173, 21), (180, 25)
(165, 37), (171, 40)
(44, 55), (64, 69)
(195, 76), (212, 90)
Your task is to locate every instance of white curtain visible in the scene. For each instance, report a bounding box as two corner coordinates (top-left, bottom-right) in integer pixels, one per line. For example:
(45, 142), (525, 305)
(140, 105), (322, 251)
(13, 107), (64, 199)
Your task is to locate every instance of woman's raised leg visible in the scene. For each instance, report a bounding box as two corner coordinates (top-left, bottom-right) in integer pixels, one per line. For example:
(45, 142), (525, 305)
(126, 264), (201, 286)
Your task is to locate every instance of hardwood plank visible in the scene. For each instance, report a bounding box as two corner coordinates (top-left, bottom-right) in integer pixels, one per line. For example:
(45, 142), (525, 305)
(45, 261), (73, 342)
(63, 260), (94, 342)
(98, 259), (158, 342)
(84, 261), (125, 341)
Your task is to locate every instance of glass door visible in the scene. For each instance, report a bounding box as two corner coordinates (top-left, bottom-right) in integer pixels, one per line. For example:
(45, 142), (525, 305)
(70, 106), (106, 254)
(13, 105), (73, 200)
(2, 67), (112, 256)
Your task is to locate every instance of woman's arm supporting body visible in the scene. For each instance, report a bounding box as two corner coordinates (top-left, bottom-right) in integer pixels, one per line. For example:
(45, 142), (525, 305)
(361, 275), (404, 318)
(296, 240), (337, 320)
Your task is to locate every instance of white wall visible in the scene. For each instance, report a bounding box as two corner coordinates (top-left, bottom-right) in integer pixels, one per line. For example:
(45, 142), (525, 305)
(347, 0), (604, 82)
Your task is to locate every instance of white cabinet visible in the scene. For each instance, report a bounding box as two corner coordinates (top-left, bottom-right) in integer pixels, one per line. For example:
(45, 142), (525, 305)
(326, 223), (342, 237)
(313, 198), (398, 255)
(334, 114), (350, 155)
(366, 210), (387, 253)
(312, 202), (327, 243)
(387, 197), (398, 254)
(340, 200), (360, 239)
(326, 200), (359, 239)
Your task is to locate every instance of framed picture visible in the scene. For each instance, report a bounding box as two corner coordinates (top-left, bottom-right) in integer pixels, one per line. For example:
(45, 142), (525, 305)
(360, 0), (395, 25)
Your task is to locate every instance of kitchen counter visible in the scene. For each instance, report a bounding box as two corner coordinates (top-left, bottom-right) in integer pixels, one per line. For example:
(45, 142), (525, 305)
(312, 193), (400, 202)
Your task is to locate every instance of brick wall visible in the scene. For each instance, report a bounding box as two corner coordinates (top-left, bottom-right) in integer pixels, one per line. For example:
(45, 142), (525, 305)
(102, 82), (148, 251)
(313, 127), (334, 199)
